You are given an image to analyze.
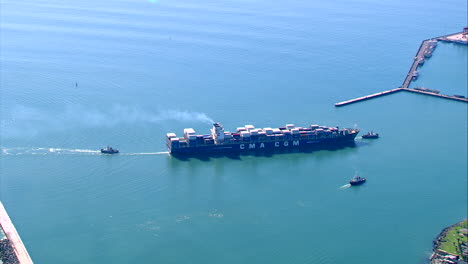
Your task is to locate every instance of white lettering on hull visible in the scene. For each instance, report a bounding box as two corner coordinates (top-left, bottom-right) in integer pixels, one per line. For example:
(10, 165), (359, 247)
(239, 141), (300, 150)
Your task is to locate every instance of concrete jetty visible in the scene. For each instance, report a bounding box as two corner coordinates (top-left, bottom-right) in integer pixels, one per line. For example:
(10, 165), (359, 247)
(334, 29), (467, 107)
(335, 88), (467, 107)
(401, 30), (467, 89)
(335, 88), (404, 107)
(437, 29), (468, 45)
(401, 38), (436, 89)
(403, 88), (468, 102)
(0, 201), (34, 264)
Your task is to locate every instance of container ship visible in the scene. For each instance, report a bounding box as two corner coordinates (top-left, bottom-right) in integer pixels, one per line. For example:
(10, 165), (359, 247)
(166, 122), (359, 155)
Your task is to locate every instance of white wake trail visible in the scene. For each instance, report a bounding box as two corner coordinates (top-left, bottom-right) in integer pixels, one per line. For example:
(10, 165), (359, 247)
(1, 147), (169, 156)
(48, 148), (100, 154)
(121, 152), (169, 156)
(339, 184), (351, 189)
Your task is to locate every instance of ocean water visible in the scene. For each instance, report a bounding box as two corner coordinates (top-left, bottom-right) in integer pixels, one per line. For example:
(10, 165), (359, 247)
(0, 0), (467, 263)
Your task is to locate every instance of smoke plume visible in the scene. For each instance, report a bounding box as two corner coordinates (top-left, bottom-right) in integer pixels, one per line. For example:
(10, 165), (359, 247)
(0, 105), (214, 138)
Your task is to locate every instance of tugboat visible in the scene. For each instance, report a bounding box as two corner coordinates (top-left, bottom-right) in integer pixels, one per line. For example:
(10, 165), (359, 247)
(350, 174), (366, 186)
(101, 146), (119, 154)
(362, 131), (379, 139)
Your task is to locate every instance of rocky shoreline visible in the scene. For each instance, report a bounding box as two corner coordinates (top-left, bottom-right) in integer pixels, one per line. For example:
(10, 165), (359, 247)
(0, 238), (20, 264)
(430, 220), (468, 264)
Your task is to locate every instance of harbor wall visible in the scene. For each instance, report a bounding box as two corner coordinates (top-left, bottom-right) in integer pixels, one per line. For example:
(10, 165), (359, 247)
(0, 202), (33, 264)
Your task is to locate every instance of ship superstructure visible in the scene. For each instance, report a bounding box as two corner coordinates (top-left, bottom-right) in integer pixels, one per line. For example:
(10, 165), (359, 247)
(166, 122), (359, 155)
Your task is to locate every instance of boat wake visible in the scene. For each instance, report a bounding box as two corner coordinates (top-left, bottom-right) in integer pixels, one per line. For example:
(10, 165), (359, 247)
(49, 148), (101, 154)
(1, 147), (169, 156)
(339, 184), (351, 189)
(0, 147), (101, 155)
(121, 152), (170, 156)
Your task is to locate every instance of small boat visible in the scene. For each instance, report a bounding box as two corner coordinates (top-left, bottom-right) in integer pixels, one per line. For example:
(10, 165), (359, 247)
(101, 146), (119, 154)
(350, 174), (366, 186)
(424, 50), (433, 58)
(362, 131), (379, 139)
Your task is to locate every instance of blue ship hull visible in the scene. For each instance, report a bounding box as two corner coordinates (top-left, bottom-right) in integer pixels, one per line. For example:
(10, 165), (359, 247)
(169, 133), (357, 156)
(350, 179), (366, 185)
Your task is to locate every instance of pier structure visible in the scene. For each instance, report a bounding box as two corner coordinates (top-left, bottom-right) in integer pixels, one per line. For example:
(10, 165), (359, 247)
(403, 88), (468, 102)
(437, 30), (468, 45)
(335, 30), (468, 107)
(335, 88), (468, 107)
(335, 88), (404, 107)
(401, 38), (435, 89)
(0, 201), (34, 264)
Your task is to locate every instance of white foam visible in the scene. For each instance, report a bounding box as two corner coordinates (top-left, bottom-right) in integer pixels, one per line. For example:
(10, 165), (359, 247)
(208, 209), (224, 218)
(3, 147), (169, 156)
(71, 149), (100, 153)
(339, 184), (351, 189)
(209, 213), (224, 218)
(121, 152), (169, 156)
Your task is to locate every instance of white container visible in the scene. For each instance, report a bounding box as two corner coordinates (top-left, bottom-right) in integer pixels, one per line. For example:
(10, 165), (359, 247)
(184, 128), (196, 136)
(263, 128), (273, 135)
(272, 128), (282, 134)
(245, 125), (255, 131)
(241, 131), (251, 137)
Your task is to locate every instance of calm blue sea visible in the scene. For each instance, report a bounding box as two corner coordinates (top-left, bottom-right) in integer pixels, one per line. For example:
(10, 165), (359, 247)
(0, 0), (466, 263)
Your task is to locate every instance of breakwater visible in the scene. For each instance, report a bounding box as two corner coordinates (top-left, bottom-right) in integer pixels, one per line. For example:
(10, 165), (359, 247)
(403, 88), (468, 102)
(0, 202), (33, 264)
(401, 39), (437, 89)
(335, 30), (468, 107)
(437, 29), (468, 45)
(0, 239), (20, 264)
(335, 88), (468, 107)
(334, 88), (404, 107)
